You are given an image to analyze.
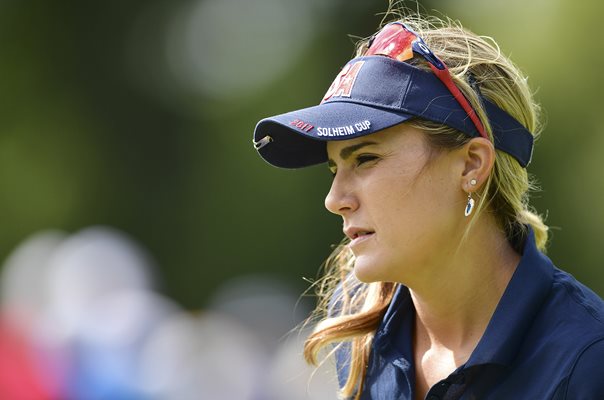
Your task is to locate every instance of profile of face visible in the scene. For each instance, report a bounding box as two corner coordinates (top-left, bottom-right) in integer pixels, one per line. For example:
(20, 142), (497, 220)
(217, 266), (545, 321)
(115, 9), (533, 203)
(325, 124), (469, 285)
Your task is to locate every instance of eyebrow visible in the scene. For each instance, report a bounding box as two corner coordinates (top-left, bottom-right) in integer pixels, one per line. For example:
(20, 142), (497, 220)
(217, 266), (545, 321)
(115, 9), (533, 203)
(339, 141), (378, 160)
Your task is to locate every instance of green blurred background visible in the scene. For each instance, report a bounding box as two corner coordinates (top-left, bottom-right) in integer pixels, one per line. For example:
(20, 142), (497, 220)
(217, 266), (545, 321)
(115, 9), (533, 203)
(1, 0), (602, 309)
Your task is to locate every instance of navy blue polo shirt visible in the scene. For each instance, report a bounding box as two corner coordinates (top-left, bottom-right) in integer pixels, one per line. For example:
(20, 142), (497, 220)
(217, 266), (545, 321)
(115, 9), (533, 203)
(335, 229), (604, 399)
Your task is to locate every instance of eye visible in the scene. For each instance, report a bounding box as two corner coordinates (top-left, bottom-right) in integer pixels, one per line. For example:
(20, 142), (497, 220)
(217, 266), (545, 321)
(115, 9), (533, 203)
(355, 154), (379, 166)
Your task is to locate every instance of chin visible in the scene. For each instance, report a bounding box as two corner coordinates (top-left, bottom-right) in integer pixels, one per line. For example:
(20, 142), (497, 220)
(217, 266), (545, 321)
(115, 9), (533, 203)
(353, 256), (388, 283)
(353, 253), (409, 284)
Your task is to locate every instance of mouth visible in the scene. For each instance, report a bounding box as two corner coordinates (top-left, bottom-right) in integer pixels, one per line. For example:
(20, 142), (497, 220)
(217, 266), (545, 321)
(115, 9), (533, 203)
(351, 230), (374, 240)
(344, 227), (376, 245)
(349, 231), (375, 248)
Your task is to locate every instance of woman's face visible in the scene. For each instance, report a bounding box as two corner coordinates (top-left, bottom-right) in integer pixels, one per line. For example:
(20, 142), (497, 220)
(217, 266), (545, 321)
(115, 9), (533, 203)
(325, 124), (467, 284)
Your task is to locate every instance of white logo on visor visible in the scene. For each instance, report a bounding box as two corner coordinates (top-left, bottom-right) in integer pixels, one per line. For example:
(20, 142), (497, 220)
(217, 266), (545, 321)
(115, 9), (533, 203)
(317, 120), (371, 137)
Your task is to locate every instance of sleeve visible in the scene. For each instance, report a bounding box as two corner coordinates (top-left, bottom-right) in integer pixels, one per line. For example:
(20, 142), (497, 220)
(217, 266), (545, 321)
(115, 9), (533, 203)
(563, 338), (604, 399)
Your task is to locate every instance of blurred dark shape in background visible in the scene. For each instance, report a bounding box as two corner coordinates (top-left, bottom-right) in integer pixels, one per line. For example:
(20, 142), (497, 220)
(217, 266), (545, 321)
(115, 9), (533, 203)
(0, 0), (602, 397)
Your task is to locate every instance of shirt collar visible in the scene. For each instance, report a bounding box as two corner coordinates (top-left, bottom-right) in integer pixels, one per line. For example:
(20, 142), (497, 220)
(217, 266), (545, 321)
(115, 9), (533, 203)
(372, 226), (554, 368)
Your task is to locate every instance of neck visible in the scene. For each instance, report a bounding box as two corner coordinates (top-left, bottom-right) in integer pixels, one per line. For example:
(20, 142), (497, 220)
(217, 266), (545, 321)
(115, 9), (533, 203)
(409, 218), (521, 354)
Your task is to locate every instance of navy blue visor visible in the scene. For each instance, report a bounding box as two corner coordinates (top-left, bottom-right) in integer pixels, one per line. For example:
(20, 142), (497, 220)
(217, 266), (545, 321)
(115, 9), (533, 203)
(253, 56), (534, 168)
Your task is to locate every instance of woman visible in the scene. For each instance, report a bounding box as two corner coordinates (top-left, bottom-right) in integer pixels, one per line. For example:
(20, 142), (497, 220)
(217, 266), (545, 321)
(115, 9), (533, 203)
(253, 13), (604, 400)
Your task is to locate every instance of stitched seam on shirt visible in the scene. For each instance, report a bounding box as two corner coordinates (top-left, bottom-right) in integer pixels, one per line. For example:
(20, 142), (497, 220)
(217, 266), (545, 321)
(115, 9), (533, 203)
(562, 337), (604, 399)
(552, 378), (568, 400)
(554, 280), (604, 324)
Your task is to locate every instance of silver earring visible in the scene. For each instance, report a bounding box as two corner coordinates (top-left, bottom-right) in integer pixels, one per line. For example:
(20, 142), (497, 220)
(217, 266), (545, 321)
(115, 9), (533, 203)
(470, 178), (477, 186)
(464, 192), (475, 217)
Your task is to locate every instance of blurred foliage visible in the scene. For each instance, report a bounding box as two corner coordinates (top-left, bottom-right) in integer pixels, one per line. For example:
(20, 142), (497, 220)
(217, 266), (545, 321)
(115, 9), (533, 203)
(0, 0), (602, 308)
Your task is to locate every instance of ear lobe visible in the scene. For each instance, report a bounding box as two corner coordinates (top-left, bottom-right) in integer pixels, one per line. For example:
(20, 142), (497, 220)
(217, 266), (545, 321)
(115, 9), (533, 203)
(462, 137), (495, 187)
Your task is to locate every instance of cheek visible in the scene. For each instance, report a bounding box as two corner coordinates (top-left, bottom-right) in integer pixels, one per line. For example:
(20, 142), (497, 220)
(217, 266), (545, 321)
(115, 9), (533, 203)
(359, 170), (425, 254)
(365, 162), (426, 223)
(362, 176), (413, 228)
(372, 169), (460, 251)
(352, 152), (464, 281)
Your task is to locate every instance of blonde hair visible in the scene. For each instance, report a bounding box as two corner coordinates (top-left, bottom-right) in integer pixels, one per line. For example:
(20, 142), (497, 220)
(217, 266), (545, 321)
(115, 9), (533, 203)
(303, 11), (548, 400)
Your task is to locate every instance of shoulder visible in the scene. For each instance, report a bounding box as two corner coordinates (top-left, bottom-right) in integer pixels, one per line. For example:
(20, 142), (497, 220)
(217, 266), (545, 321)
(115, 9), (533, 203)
(550, 267), (604, 325)
(561, 338), (604, 398)
(545, 268), (604, 398)
(541, 267), (604, 354)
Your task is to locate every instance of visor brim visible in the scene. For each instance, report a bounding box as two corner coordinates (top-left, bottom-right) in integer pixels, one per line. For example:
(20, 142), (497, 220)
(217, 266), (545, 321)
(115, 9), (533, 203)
(254, 101), (413, 169)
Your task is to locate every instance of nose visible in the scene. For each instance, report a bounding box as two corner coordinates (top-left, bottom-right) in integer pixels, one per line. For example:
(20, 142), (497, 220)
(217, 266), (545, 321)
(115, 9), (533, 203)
(324, 174), (358, 216)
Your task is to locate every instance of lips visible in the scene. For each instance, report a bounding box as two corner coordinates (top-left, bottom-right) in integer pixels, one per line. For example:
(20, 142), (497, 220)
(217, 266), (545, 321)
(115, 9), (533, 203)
(344, 227), (375, 241)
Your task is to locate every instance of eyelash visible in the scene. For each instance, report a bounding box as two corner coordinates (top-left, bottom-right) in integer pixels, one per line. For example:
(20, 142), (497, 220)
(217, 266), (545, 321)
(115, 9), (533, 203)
(355, 154), (379, 166)
(329, 154), (379, 177)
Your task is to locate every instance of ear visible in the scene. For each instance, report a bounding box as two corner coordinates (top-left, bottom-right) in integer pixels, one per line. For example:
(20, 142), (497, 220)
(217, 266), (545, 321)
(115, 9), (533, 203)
(460, 137), (495, 192)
